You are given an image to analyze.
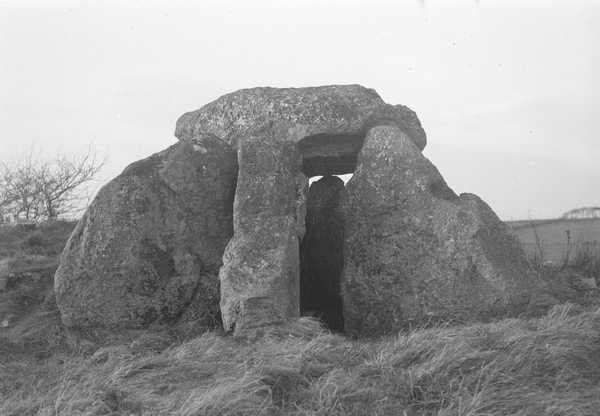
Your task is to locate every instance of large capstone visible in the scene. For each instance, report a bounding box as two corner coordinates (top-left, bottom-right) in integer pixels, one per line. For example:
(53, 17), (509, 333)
(341, 125), (540, 337)
(300, 175), (345, 331)
(54, 136), (237, 330)
(175, 85), (427, 177)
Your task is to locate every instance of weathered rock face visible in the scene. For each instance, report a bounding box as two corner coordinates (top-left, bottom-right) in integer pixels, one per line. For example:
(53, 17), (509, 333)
(54, 136), (237, 329)
(175, 85), (427, 177)
(341, 126), (539, 337)
(175, 85), (427, 335)
(54, 84), (543, 338)
(300, 176), (345, 331)
(218, 124), (307, 335)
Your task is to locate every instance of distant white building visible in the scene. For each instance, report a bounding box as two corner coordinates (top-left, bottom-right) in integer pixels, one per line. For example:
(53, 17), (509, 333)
(562, 207), (600, 220)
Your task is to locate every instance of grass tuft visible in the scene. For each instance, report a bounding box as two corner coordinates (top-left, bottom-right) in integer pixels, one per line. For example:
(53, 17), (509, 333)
(2, 304), (600, 415)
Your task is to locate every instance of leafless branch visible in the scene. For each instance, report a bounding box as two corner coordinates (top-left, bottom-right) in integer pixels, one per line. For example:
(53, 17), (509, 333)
(0, 147), (106, 222)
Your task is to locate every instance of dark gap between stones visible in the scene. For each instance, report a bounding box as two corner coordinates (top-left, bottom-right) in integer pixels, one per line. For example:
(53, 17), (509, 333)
(298, 133), (363, 332)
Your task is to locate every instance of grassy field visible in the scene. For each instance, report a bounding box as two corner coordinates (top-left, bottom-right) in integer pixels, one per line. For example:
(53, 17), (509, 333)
(1, 221), (600, 415)
(509, 218), (600, 267)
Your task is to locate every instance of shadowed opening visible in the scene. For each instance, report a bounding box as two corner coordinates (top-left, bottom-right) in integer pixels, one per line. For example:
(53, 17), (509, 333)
(299, 175), (347, 332)
(297, 133), (366, 331)
(300, 176), (352, 332)
(298, 133), (365, 177)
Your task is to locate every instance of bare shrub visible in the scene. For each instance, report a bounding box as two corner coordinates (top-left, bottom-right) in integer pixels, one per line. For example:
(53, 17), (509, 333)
(0, 147), (105, 222)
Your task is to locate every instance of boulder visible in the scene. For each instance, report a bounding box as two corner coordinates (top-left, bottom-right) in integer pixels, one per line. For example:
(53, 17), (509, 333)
(219, 124), (308, 335)
(341, 125), (540, 337)
(175, 85), (427, 177)
(54, 136), (237, 329)
(300, 176), (345, 331)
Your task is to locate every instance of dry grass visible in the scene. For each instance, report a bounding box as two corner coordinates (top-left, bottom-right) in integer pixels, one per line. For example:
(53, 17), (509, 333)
(2, 221), (599, 415)
(1, 304), (599, 416)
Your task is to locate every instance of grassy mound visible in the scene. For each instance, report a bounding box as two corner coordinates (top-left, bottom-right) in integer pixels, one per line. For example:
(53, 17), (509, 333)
(1, 303), (599, 416)
(2, 220), (600, 415)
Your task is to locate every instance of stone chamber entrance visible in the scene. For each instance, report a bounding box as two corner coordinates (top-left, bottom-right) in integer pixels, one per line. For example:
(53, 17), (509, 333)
(297, 133), (363, 332)
(53, 85), (540, 340)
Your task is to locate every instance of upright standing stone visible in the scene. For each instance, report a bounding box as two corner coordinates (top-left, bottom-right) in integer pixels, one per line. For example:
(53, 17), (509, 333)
(54, 136), (237, 330)
(219, 124), (308, 335)
(341, 125), (539, 337)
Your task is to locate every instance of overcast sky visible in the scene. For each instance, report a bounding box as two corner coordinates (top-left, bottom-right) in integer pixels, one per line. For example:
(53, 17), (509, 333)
(1, 0), (598, 220)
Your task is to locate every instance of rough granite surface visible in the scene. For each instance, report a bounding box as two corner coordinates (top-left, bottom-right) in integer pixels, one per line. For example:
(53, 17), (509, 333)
(54, 85), (543, 337)
(175, 85), (427, 152)
(341, 126), (540, 337)
(55, 137), (237, 329)
(218, 124), (308, 335)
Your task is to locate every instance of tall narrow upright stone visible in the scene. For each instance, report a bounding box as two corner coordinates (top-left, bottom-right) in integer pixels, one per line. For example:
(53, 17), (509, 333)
(219, 124), (308, 335)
